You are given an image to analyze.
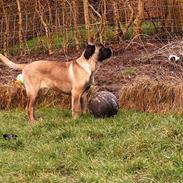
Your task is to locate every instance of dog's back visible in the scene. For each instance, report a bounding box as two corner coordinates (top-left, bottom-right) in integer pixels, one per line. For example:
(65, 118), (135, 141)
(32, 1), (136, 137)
(23, 60), (72, 93)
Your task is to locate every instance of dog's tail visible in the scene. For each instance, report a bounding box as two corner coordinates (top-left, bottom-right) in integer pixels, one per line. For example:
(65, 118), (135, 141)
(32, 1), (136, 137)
(0, 53), (26, 70)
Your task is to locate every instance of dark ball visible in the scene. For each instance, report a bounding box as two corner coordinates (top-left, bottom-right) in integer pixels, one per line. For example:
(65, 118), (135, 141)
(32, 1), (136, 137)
(3, 134), (17, 140)
(89, 91), (119, 118)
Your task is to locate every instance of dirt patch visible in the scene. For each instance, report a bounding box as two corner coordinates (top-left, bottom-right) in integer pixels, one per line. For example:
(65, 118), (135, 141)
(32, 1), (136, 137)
(95, 40), (183, 98)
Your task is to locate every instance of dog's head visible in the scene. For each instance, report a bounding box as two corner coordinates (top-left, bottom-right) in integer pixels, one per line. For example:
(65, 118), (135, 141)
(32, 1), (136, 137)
(83, 43), (112, 62)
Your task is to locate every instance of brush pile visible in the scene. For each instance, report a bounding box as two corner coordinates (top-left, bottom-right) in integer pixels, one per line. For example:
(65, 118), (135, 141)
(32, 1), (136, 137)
(119, 77), (183, 113)
(119, 40), (183, 113)
(136, 40), (183, 63)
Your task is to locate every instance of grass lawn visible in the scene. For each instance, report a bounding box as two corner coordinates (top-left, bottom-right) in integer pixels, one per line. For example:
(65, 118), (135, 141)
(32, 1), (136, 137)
(0, 108), (183, 182)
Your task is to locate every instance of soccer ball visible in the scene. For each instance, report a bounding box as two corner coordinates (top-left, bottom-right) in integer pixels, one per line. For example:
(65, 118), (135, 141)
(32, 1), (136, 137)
(89, 91), (119, 118)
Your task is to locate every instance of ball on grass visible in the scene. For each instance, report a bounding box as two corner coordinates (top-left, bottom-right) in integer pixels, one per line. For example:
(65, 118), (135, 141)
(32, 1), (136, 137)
(3, 134), (17, 140)
(89, 91), (119, 118)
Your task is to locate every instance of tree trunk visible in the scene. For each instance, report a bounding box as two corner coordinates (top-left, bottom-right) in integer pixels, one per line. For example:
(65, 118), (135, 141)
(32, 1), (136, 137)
(88, 2), (106, 43)
(111, 0), (123, 40)
(35, 0), (52, 55)
(60, 0), (68, 54)
(72, 0), (80, 51)
(98, 0), (107, 43)
(123, 0), (134, 36)
(133, 0), (144, 37)
(0, 0), (9, 56)
(83, 0), (94, 43)
(16, 0), (25, 54)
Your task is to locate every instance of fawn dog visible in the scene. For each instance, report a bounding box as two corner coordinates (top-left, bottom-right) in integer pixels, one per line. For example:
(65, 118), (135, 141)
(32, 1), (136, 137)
(0, 43), (112, 122)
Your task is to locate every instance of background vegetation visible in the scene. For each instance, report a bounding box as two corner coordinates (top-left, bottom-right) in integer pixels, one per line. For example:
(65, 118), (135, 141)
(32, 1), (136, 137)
(0, 1), (183, 182)
(0, 0), (183, 55)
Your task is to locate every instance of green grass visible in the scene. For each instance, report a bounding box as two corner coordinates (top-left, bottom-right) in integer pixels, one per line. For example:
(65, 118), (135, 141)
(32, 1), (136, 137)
(0, 108), (183, 182)
(122, 67), (137, 76)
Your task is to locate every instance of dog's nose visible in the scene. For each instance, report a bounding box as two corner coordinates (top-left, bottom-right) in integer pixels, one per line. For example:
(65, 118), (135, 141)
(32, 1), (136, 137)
(103, 47), (112, 58)
(98, 47), (112, 62)
(106, 47), (113, 57)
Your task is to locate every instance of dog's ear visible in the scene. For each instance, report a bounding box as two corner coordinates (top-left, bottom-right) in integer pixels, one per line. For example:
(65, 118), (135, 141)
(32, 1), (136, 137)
(84, 44), (96, 60)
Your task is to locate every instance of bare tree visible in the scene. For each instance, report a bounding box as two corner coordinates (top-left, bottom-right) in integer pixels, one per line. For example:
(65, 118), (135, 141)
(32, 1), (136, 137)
(0, 0), (9, 56)
(89, 0), (107, 43)
(59, 0), (68, 54)
(72, 0), (80, 51)
(16, 0), (25, 54)
(98, 0), (107, 43)
(111, 0), (123, 40)
(83, 0), (94, 42)
(133, 0), (144, 37)
(123, 0), (134, 36)
(35, 0), (52, 55)
(110, 0), (134, 40)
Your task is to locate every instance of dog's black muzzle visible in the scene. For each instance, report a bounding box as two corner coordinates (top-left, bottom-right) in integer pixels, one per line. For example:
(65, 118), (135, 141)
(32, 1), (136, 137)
(98, 47), (112, 62)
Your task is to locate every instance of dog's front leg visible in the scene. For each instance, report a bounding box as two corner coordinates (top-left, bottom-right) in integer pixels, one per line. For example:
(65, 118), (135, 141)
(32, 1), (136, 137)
(80, 92), (88, 114)
(71, 89), (82, 119)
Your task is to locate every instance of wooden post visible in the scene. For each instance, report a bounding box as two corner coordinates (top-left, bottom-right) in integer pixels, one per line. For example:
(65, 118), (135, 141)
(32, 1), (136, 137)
(83, 0), (94, 43)
(16, 0), (25, 54)
(61, 1), (68, 54)
(111, 0), (123, 40)
(133, 0), (144, 37)
(72, 0), (80, 51)
(35, 0), (52, 55)
(0, 0), (9, 56)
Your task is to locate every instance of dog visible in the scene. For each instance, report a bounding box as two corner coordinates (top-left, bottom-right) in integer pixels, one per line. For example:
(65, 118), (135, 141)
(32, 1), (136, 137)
(0, 43), (112, 122)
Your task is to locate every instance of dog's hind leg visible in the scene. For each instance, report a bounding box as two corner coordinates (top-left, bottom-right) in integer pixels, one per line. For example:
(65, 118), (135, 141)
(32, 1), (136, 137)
(24, 82), (39, 122)
(27, 93), (38, 122)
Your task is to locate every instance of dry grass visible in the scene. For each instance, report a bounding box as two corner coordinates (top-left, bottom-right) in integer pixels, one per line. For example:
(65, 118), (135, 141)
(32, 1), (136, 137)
(3, 78), (183, 114)
(0, 82), (71, 110)
(0, 82), (103, 110)
(119, 77), (183, 113)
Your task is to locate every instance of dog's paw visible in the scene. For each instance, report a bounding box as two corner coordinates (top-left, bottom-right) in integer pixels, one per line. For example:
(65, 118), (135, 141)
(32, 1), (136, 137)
(38, 117), (43, 121)
(72, 112), (80, 120)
